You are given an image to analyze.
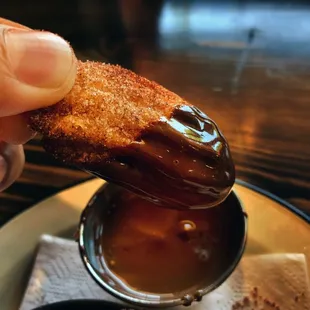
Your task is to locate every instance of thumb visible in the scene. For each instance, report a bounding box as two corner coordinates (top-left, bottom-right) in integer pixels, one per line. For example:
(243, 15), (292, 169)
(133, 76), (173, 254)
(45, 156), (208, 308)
(0, 24), (76, 117)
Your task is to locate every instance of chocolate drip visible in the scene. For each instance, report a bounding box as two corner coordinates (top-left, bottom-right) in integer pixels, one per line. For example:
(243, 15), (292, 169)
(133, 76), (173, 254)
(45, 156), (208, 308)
(86, 105), (235, 209)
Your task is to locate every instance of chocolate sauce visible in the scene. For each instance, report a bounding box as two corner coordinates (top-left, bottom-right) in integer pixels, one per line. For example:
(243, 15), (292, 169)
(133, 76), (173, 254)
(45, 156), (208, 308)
(87, 105), (235, 209)
(83, 184), (246, 295)
(99, 190), (226, 293)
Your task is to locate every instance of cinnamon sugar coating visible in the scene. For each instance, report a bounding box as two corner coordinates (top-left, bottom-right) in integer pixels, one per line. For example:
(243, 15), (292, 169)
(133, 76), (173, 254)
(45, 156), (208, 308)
(29, 60), (186, 164)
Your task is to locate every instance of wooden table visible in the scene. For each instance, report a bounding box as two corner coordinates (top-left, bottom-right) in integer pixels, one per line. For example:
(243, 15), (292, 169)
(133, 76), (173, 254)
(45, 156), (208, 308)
(1, 0), (310, 226)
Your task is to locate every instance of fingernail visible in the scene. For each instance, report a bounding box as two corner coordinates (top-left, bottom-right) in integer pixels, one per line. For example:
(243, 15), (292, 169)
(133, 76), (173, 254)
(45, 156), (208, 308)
(5, 29), (75, 88)
(0, 155), (7, 184)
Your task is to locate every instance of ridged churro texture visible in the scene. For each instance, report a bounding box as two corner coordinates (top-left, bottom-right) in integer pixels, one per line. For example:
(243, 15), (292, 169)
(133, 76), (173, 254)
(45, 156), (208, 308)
(28, 60), (186, 163)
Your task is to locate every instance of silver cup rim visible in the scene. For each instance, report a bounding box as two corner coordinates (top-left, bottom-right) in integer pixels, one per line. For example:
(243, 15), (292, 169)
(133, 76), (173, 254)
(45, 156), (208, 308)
(78, 182), (248, 308)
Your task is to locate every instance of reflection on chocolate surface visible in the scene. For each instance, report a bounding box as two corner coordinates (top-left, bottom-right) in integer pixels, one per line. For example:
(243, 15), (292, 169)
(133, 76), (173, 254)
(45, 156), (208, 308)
(86, 105), (235, 209)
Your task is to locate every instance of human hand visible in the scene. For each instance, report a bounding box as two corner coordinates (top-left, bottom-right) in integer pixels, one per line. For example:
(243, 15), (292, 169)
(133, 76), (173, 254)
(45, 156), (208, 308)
(0, 18), (76, 191)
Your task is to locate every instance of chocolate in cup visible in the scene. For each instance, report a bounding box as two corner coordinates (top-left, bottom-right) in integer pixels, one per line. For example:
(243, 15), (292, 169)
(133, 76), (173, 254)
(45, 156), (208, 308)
(78, 183), (247, 308)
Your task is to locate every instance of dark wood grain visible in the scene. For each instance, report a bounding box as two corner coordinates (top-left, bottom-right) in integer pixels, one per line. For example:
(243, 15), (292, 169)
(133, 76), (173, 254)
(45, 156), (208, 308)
(1, 0), (310, 226)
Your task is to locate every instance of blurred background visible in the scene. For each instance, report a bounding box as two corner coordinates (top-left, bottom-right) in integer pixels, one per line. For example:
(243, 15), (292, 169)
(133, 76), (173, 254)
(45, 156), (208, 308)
(1, 0), (310, 225)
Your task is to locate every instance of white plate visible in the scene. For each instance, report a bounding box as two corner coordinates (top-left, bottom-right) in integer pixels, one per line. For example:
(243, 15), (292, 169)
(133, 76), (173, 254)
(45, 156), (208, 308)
(0, 179), (309, 310)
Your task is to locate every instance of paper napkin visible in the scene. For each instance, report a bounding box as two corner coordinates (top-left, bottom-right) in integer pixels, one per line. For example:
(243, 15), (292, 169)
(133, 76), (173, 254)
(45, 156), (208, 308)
(20, 235), (310, 310)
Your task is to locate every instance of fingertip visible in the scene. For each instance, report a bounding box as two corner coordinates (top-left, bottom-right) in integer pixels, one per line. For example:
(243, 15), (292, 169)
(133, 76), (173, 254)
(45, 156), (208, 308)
(0, 114), (36, 144)
(6, 30), (76, 89)
(0, 155), (7, 184)
(0, 57), (77, 116)
(0, 28), (77, 116)
(0, 143), (24, 192)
